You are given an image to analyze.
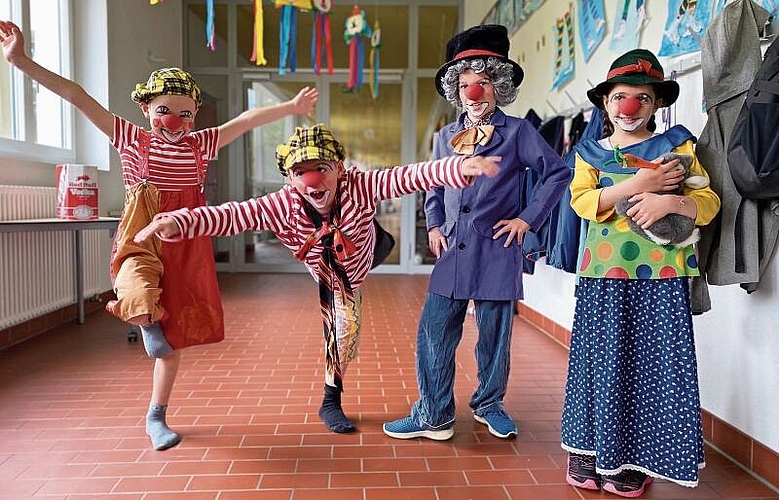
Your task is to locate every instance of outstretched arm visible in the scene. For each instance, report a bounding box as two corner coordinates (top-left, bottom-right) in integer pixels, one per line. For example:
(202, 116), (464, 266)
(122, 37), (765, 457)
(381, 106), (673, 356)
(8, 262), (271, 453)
(0, 21), (114, 138)
(217, 86), (318, 148)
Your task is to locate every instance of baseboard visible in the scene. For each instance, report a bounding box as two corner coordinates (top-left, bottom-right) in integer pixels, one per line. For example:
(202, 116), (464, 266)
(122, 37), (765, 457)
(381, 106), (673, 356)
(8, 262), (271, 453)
(0, 290), (114, 351)
(517, 302), (779, 491)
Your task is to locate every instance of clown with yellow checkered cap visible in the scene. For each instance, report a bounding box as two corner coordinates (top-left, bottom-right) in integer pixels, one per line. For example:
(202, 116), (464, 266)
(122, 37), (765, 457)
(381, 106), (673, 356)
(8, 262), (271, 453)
(135, 120), (500, 435)
(1, 18), (320, 452)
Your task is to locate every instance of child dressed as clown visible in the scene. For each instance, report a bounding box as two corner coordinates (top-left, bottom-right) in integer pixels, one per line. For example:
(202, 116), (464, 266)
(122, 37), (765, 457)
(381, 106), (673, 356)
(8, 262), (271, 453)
(135, 123), (500, 433)
(1, 20), (317, 450)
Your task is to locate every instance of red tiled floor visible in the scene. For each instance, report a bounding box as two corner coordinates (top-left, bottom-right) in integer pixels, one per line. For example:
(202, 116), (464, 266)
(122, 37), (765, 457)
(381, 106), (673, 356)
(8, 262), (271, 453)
(0, 273), (777, 499)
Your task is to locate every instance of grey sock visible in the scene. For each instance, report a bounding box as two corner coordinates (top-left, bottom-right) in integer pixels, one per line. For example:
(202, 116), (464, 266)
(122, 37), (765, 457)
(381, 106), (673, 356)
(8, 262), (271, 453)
(146, 404), (181, 451)
(140, 322), (173, 358)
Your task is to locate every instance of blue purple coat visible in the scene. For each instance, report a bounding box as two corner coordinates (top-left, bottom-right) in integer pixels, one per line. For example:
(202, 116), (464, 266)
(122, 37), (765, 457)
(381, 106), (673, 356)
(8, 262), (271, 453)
(425, 108), (570, 300)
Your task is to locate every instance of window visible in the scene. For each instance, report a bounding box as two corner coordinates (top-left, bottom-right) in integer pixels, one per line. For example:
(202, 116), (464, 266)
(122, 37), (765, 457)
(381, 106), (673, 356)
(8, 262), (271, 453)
(0, 0), (74, 162)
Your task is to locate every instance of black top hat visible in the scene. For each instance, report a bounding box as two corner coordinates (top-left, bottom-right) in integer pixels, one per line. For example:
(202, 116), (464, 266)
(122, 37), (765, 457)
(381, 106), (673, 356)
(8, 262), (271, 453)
(587, 49), (680, 109)
(434, 24), (524, 97)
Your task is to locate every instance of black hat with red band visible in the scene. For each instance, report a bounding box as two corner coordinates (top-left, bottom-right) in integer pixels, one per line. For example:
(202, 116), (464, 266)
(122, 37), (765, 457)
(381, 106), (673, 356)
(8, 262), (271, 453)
(435, 24), (524, 97)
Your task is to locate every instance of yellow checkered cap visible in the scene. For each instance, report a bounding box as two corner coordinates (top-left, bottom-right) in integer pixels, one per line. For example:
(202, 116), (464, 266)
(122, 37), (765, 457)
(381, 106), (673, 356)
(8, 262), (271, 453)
(276, 124), (346, 175)
(130, 67), (202, 107)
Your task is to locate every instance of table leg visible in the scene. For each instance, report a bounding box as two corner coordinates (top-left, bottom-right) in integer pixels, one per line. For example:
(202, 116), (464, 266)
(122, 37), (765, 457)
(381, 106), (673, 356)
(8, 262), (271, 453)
(74, 229), (85, 324)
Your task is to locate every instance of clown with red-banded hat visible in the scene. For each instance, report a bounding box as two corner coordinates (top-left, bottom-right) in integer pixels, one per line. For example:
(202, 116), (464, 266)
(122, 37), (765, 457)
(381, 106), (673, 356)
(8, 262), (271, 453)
(383, 24), (571, 442)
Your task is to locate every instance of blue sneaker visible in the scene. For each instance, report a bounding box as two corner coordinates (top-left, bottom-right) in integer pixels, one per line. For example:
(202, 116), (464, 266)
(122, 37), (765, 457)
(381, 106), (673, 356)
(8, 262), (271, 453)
(383, 416), (454, 441)
(473, 409), (518, 438)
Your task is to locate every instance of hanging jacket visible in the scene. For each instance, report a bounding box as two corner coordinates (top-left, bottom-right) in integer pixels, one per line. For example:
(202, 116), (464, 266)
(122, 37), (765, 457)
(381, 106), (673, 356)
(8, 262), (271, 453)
(692, 0), (776, 314)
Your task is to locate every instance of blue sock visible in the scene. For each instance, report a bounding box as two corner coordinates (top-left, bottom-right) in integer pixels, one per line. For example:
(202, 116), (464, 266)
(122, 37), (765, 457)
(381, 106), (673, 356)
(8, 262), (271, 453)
(140, 321), (173, 358)
(146, 404), (181, 451)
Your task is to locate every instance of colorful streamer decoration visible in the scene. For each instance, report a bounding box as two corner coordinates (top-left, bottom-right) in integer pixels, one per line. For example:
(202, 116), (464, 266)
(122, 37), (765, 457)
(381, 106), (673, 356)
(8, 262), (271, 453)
(344, 5), (372, 91)
(275, 0), (311, 75)
(311, 0), (334, 76)
(369, 20), (381, 100)
(206, 0), (216, 51)
(250, 0), (267, 66)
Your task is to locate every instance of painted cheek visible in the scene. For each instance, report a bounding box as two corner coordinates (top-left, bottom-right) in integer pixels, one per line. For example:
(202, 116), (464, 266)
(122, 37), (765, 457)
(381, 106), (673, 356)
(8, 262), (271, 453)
(618, 96), (641, 116)
(464, 84), (484, 101)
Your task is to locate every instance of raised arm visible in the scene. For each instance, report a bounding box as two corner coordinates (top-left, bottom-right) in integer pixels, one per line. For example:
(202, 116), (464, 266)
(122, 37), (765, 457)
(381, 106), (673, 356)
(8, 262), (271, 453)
(217, 86), (318, 148)
(0, 21), (114, 138)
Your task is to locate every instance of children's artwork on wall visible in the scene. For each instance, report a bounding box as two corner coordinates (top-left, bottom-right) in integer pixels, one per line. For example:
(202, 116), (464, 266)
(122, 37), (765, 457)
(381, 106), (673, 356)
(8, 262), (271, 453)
(658, 0), (715, 57)
(344, 5), (372, 91)
(481, 0), (546, 36)
(756, 0), (779, 17)
(608, 0), (647, 53)
(311, 0), (334, 75)
(577, 0), (606, 61)
(276, 0), (312, 75)
(250, 0), (267, 65)
(369, 20), (381, 100)
(551, 7), (575, 91)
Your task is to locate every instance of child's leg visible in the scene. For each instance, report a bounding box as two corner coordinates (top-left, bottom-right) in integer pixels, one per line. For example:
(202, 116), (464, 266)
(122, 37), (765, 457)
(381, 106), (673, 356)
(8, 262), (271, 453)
(318, 290), (361, 433)
(146, 349), (182, 450)
(110, 183), (170, 357)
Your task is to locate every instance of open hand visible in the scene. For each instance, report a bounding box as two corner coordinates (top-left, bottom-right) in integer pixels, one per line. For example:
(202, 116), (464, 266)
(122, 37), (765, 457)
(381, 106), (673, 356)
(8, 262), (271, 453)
(290, 86), (319, 116)
(0, 21), (25, 64)
(492, 218), (531, 247)
(461, 155), (500, 178)
(134, 215), (180, 243)
(632, 157), (684, 193)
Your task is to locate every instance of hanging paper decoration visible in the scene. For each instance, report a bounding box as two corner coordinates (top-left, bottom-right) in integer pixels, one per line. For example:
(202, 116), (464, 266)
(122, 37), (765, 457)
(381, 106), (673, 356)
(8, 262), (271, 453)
(311, 0), (334, 76)
(250, 0), (267, 66)
(658, 0), (714, 57)
(344, 5), (372, 91)
(551, 7), (575, 91)
(206, 0), (216, 51)
(275, 0), (311, 75)
(576, 0), (606, 62)
(369, 20), (381, 100)
(609, 0), (647, 54)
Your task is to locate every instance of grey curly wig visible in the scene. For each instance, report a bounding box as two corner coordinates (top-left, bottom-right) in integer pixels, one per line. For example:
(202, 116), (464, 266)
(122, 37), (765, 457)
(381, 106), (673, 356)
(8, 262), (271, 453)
(440, 57), (519, 109)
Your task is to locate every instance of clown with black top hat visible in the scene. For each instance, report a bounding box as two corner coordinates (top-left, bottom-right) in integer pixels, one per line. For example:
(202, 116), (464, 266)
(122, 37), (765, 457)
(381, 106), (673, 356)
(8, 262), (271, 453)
(383, 24), (571, 442)
(561, 49), (720, 497)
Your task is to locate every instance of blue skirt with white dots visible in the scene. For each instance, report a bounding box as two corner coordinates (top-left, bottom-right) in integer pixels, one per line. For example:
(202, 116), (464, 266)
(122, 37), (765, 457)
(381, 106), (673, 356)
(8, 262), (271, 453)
(561, 277), (705, 487)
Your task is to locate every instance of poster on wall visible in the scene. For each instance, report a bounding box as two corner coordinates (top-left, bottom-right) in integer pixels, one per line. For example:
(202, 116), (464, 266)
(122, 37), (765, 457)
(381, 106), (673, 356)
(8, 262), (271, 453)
(481, 0), (547, 36)
(658, 0), (715, 57)
(551, 8), (575, 90)
(715, 0), (779, 17)
(608, 0), (648, 53)
(577, 0), (606, 61)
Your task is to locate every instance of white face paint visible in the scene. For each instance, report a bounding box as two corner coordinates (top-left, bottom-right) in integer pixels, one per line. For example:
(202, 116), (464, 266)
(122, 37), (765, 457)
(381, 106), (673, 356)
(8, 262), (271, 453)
(604, 84), (657, 135)
(458, 69), (496, 122)
(613, 116), (646, 132)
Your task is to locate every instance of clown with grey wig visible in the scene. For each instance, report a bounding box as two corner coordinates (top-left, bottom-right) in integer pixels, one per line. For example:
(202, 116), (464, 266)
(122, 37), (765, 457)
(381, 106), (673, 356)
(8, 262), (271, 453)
(384, 24), (571, 442)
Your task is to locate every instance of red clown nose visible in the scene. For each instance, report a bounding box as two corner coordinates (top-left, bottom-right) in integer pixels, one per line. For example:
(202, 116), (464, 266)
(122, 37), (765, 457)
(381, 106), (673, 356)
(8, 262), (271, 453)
(300, 170), (325, 188)
(464, 84), (484, 101)
(160, 114), (183, 130)
(618, 96), (642, 116)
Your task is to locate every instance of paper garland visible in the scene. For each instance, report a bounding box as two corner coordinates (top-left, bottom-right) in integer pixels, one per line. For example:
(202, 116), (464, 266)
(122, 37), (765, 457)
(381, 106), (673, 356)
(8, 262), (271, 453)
(250, 0), (267, 66)
(369, 20), (381, 100)
(205, 0), (216, 51)
(344, 5), (372, 91)
(311, 0), (334, 75)
(276, 0), (311, 74)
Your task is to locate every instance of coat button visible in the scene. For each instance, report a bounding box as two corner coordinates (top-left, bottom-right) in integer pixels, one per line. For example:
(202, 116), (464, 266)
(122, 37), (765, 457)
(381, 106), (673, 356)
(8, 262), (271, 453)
(458, 243), (466, 250)
(461, 206), (471, 213)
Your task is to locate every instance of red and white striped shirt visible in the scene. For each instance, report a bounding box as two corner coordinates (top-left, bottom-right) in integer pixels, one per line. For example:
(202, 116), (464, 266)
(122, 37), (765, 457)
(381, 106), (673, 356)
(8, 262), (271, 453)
(112, 115), (219, 191)
(164, 156), (469, 288)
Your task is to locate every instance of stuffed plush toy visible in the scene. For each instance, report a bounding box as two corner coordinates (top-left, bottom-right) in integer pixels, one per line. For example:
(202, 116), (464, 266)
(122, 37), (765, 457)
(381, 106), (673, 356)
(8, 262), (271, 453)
(614, 152), (709, 247)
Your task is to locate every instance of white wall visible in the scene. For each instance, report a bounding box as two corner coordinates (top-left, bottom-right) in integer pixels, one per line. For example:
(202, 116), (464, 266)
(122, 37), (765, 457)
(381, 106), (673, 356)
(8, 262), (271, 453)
(463, 1), (779, 453)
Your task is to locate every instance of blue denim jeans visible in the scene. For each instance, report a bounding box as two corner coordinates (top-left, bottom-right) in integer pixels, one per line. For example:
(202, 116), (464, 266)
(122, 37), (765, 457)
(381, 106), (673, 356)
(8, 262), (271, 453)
(410, 293), (514, 429)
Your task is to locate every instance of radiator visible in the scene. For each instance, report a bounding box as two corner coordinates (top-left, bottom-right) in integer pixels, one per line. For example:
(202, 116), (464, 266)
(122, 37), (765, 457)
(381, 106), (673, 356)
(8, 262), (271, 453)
(0, 185), (104, 329)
